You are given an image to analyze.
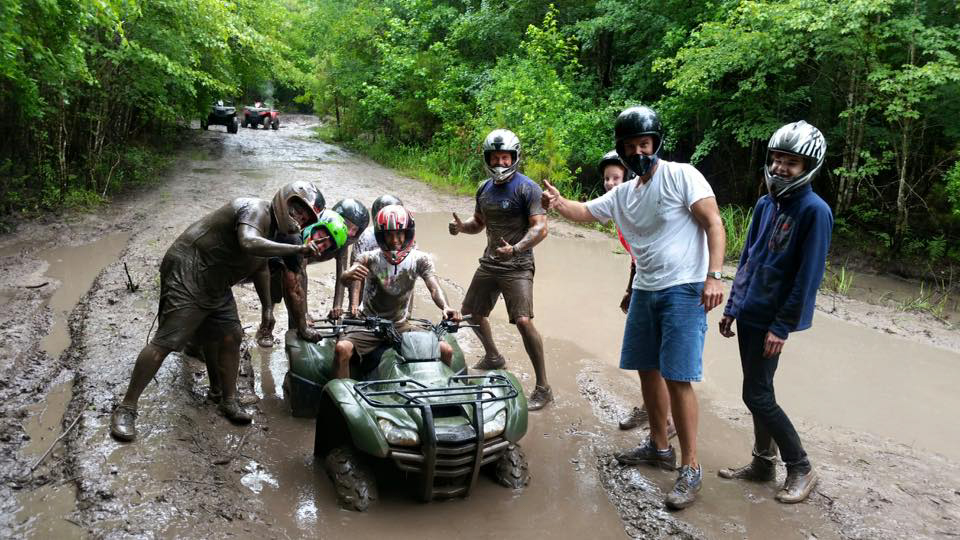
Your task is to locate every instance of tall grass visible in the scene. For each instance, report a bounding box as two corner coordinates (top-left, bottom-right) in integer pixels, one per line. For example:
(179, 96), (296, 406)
(720, 205), (752, 261)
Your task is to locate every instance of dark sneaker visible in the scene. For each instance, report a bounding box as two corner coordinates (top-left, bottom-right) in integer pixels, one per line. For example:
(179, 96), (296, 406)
(619, 406), (648, 430)
(614, 439), (676, 470)
(472, 354), (506, 370)
(527, 385), (554, 411)
(110, 404), (138, 442)
(718, 456), (776, 481)
(218, 398), (252, 425)
(776, 467), (818, 503)
(665, 464), (702, 510)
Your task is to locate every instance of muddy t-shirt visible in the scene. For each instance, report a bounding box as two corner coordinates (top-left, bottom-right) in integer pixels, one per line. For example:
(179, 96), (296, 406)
(163, 198), (273, 307)
(475, 172), (545, 272)
(356, 248), (435, 323)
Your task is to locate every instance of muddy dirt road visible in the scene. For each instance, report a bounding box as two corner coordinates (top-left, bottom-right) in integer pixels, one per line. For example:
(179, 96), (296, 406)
(1, 116), (958, 539)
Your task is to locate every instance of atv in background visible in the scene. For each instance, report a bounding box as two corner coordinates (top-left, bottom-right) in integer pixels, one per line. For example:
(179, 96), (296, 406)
(201, 100), (238, 133)
(284, 316), (530, 511)
(242, 101), (280, 130)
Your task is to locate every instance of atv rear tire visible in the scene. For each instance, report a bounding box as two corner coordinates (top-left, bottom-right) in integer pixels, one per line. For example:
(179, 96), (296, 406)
(325, 446), (377, 512)
(227, 119), (238, 134)
(271, 117), (279, 130)
(494, 443), (531, 488)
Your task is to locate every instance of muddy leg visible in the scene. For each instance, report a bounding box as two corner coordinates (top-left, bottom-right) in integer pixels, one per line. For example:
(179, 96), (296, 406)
(515, 317), (547, 388)
(217, 329), (242, 400)
(253, 265), (276, 347)
(120, 343), (174, 407)
(665, 379), (699, 468)
(638, 369), (671, 450)
(201, 339), (222, 400)
(439, 342), (453, 368)
(468, 314), (502, 360)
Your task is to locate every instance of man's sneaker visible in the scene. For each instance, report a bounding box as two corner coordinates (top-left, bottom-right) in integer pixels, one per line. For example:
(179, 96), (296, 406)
(776, 467), (818, 504)
(619, 406), (648, 430)
(472, 354), (506, 370)
(665, 464), (702, 510)
(718, 456), (776, 481)
(218, 398), (252, 425)
(110, 404), (138, 442)
(527, 385), (554, 411)
(614, 439), (676, 470)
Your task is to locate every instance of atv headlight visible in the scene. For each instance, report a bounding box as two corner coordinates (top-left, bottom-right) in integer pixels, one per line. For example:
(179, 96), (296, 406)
(378, 418), (420, 446)
(483, 409), (507, 439)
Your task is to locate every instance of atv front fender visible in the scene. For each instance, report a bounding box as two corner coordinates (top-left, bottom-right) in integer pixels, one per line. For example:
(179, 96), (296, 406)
(490, 370), (528, 443)
(321, 380), (390, 458)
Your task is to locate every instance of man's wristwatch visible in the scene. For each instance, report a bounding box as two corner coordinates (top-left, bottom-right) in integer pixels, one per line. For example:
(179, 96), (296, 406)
(707, 271), (723, 280)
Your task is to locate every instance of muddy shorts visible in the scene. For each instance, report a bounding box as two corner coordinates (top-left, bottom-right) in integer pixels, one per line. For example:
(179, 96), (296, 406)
(461, 265), (534, 324)
(341, 321), (414, 357)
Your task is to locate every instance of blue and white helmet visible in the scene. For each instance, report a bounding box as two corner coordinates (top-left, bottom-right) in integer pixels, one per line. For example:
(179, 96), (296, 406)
(764, 120), (826, 199)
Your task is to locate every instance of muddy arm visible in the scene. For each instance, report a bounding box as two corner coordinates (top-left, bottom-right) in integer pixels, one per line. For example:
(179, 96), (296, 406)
(282, 266), (319, 341)
(513, 214), (547, 251)
(422, 275), (457, 320)
(330, 249), (348, 316)
(457, 211), (486, 234)
(237, 224), (307, 258)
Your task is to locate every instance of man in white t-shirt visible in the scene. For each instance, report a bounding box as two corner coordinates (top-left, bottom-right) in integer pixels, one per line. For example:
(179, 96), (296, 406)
(542, 105), (726, 510)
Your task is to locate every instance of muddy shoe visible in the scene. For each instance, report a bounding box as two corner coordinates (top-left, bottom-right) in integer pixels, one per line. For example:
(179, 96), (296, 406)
(527, 385), (554, 411)
(255, 325), (274, 348)
(718, 456), (776, 481)
(218, 398), (252, 425)
(472, 354), (506, 370)
(665, 464), (702, 510)
(110, 404), (138, 442)
(206, 388), (223, 404)
(619, 406), (648, 430)
(614, 439), (676, 470)
(776, 467), (818, 504)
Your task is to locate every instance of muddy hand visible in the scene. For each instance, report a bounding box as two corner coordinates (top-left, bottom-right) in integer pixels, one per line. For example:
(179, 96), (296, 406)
(449, 212), (463, 235)
(327, 307), (343, 321)
(541, 179), (560, 210)
(763, 331), (785, 358)
(298, 325), (323, 343)
(300, 240), (321, 257)
(719, 315), (735, 338)
(495, 237), (515, 260)
(342, 263), (369, 282)
(443, 308), (462, 322)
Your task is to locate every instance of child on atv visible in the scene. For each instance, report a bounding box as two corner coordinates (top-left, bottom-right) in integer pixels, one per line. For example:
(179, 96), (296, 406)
(334, 205), (460, 378)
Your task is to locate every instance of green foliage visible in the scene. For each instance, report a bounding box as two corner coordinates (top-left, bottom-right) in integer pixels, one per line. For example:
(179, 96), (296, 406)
(719, 205), (752, 261)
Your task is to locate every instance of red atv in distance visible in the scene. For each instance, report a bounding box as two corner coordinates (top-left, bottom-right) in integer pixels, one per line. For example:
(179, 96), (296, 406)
(242, 101), (280, 130)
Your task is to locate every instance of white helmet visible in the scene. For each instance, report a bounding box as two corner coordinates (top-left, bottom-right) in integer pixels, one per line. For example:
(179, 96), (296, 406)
(482, 129), (521, 184)
(764, 121), (826, 199)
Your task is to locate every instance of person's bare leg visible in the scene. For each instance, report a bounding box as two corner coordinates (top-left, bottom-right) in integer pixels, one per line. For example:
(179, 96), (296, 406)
(333, 340), (354, 379)
(665, 379), (699, 467)
(253, 266), (276, 347)
(439, 342), (453, 367)
(217, 330), (242, 400)
(201, 339), (222, 401)
(120, 343), (174, 407)
(639, 369), (671, 450)
(515, 317), (547, 388)
(469, 314), (502, 360)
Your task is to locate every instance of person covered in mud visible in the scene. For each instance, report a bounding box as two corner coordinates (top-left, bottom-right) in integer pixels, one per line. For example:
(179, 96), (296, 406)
(110, 182), (330, 442)
(541, 105), (726, 510)
(334, 205), (460, 377)
(448, 129), (552, 410)
(253, 198), (368, 347)
(717, 121), (832, 504)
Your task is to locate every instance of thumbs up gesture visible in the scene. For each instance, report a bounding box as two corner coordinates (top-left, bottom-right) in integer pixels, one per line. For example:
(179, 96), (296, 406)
(449, 212), (464, 236)
(495, 237), (516, 260)
(541, 179), (560, 210)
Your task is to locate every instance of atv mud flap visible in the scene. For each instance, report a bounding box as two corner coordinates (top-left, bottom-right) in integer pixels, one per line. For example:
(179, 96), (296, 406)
(286, 371), (324, 418)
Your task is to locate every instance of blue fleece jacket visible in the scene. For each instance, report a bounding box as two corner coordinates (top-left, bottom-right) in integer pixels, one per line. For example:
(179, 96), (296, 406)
(723, 184), (833, 339)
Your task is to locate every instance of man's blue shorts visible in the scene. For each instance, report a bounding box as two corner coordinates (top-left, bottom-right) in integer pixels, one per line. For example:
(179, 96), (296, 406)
(619, 282), (707, 382)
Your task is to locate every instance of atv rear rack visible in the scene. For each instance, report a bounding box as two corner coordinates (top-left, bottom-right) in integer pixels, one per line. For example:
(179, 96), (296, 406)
(352, 374), (518, 501)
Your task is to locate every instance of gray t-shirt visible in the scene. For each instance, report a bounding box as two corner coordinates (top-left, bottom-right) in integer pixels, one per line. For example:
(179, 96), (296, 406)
(585, 160), (714, 291)
(355, 248), (435, 323)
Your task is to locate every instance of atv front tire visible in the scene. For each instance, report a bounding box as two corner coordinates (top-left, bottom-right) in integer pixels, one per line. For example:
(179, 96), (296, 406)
(494, 443), (531, 488)
(325, 446), (377, 511)
(228, 119), (238, 134)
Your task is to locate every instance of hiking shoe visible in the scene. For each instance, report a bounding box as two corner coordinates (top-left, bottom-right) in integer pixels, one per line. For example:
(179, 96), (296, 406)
(619, 406), (648, 430)
(472, 354), (506, 370)
(527, 385), (554, 411)
(776, 467), (818, 504)
(718, 456), (776, 481)
(218, 398), (252, 425)
(665, 464), (702, 510)
(110, 404), (138, 442)
(614, 439), (676, 470)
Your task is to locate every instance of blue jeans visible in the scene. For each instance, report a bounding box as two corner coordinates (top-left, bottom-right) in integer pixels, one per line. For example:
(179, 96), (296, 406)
(620, 282), (707, 382)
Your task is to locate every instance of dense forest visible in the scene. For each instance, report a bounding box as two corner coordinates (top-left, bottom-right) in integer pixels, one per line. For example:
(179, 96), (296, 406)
(2, 0), (960, 264)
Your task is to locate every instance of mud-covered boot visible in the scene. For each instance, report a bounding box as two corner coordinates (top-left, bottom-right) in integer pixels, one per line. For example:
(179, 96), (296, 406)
(718, 454), (776, 481)
(206, 388), (223, 404)
(110, 404), (138, 442)
(665, 464), (702, 510)
(776, 466), (818, 504)
(472, 353), (506, 370)
(218, 398), (252, 425)
(527, 385), (554, 411)
(619, 406), (648, 430)
(615, 438), (676, 470)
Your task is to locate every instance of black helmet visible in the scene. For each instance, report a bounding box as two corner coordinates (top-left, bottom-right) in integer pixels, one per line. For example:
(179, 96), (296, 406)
(331, 198), (369, 245)
(614, 106), (663, 177)
(371, 194), (403, 220)
(598, 150), (635, 181)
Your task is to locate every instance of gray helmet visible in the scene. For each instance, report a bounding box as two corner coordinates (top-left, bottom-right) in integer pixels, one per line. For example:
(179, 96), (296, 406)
(764, 120), (826, 199)
(272, 181), (324, 235)
(482, 129), (521, 184)
(331, 198), (369, 245)
(614, 106), (663, 177)
(371, 194), (402, 220)
(598, 150), (635, 181)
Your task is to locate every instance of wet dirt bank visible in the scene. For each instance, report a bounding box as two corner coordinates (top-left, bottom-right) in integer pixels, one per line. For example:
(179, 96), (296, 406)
(1, 115), (958, 538)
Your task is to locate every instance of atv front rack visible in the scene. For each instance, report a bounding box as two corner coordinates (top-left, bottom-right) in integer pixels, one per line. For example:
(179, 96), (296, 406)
(353, 374), (518, 500)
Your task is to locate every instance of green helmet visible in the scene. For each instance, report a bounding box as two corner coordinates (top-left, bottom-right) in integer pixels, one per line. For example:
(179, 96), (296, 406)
(301, 209), (348, 259)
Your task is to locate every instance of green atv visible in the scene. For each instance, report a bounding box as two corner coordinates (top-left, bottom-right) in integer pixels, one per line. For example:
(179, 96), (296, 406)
(283, 316), (530, 511)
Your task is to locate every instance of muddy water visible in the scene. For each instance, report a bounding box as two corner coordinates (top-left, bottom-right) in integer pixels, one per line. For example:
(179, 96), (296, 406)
(38, 233), (130, 358)
(844, 271), (960, 321)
